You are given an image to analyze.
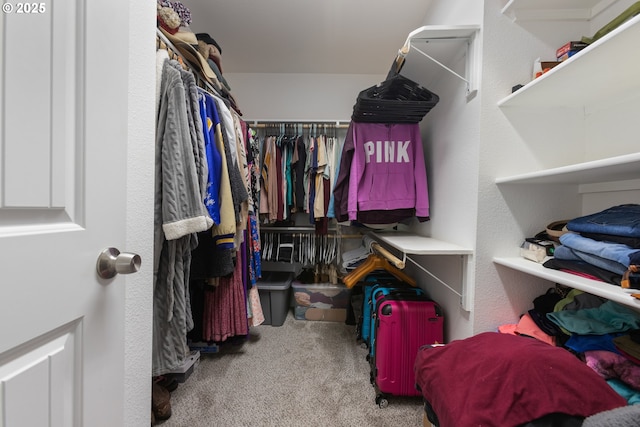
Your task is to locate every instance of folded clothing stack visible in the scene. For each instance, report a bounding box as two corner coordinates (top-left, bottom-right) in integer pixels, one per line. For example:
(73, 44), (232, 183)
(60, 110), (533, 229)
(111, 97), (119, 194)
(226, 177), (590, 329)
(543, 204), (640, 289)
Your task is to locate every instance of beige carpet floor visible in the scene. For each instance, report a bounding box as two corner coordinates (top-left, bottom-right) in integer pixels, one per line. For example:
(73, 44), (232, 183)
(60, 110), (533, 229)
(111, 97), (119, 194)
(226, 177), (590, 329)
(158, 311), (425, 426)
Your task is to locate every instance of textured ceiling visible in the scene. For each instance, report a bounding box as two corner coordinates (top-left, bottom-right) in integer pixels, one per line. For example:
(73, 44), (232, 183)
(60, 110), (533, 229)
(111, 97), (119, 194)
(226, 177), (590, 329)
(180, 0), (433, 74)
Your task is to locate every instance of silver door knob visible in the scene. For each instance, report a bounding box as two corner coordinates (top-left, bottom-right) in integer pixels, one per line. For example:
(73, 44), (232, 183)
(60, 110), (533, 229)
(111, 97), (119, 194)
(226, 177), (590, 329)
(96, 247), (141, 279)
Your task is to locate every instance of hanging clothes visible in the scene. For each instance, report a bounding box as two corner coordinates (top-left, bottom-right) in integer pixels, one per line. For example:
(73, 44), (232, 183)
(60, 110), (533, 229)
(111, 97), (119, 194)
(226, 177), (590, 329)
(153, 54), (213, 376)
(155, 25), (264, 357)
(292, 135), (307, 211)
(257, 124), (341, 230)
(197, 88), (222, 225)
(202, 258), (249, 342)
(333, 121), (430, 225)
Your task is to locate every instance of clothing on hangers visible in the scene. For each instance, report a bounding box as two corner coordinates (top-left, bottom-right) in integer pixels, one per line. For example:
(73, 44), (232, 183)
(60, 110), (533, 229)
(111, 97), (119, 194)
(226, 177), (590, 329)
(342, 253), (416, 288)
(155, 32), (265, 371)
(257, 123), (343, 232)
(333, 121), (430, 226)
(153, 56), (214, 376)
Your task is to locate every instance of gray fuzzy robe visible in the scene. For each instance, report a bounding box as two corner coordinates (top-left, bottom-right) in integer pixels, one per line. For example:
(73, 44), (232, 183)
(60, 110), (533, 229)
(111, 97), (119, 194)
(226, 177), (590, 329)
(153, 57), (212, 376)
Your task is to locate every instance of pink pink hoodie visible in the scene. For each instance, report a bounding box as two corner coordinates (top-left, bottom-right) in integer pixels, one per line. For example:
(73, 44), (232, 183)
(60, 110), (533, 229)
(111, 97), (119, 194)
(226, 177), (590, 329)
(344, 122), (429, 220)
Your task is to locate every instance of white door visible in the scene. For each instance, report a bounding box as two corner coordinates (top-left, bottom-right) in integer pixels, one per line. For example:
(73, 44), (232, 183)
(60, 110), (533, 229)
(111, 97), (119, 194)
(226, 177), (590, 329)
(0, 1), (135, 425)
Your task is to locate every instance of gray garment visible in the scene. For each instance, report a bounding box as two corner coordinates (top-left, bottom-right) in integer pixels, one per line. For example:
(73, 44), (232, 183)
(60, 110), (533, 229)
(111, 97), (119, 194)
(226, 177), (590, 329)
(153, 59), (211, 375)
(153, 235), (195, 376)
(582, 404), (640, 427)
(170, 62), (208, 202)
(563, 292), (607, 311)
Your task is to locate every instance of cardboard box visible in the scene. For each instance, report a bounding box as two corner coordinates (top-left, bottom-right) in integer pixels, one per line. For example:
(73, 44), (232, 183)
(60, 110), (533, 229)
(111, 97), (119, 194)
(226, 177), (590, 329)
(557, 51), (580, 62)
(540, 61), (561, 71)
(556, 41), (588, 58)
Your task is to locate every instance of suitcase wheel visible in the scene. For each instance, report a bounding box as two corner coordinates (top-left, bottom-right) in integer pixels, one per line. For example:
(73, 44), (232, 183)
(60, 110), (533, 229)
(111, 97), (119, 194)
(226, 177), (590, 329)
(375, 394), (388, 409)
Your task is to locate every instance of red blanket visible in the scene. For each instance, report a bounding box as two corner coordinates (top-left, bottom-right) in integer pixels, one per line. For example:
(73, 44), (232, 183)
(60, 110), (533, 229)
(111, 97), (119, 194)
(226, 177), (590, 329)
(414, 332), (626, 427)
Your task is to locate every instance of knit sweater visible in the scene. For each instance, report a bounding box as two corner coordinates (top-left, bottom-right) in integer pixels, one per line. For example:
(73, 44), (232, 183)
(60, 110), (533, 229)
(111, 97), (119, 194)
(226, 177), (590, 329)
(153, 58), (212, 375)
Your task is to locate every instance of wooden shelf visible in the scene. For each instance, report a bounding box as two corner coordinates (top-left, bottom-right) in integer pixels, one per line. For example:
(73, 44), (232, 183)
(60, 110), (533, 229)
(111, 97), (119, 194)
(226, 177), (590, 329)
(371, 231), (472, 255)
(494, 256), (640, 310)
(497, 13), (640, 109)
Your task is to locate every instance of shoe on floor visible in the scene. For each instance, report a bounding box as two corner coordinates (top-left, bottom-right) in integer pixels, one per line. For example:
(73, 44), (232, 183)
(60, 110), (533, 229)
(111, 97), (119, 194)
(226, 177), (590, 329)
(154, 375), (179, 393)
(152, 382), (172, 420)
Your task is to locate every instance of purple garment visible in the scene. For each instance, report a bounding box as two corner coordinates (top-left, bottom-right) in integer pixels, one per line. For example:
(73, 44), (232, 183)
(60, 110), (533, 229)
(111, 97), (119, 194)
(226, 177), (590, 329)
(585, 350), (640, 390)
(348, 122), (429, 219)
(333, 123), (355, 222)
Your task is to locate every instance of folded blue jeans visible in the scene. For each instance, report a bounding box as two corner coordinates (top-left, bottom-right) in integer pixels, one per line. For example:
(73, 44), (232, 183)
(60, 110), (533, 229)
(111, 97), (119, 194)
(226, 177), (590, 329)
(554, 245), (628, 276)
(567, 204), (640, 238)
(560, 233), (640, 268)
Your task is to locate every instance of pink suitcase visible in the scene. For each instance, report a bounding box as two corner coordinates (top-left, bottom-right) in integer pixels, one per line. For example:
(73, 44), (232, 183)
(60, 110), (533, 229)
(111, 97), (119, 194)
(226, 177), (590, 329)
(372, 296), (443, 408)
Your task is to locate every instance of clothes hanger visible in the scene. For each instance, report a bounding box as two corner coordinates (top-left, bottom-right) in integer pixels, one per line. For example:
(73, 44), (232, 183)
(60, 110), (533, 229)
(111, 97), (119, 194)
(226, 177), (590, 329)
(342, 253), (417, 288)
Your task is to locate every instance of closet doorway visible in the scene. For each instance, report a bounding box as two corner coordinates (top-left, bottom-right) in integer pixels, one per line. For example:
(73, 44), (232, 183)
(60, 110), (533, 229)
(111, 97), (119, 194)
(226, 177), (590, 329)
(0, 1), (148, 425)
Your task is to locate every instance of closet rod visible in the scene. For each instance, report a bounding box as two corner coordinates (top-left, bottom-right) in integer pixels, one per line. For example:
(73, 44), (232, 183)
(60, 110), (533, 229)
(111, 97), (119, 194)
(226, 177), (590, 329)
(260, 228), (361, 239)
(362, 234), (407, 269)
(371, 242), (405, 269)
(262, 226), (343, 232)
(250, 120), (350, 129)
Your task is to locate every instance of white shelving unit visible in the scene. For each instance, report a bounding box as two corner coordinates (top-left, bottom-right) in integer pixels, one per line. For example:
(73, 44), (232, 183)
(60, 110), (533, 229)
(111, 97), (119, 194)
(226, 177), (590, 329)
(372, 231), (474, 311)
(501, 0), (618, 21)
(367, 25), (480, 312)
(371, 231), (473, 256)
(497, 13), (640, 109)
(494, 153), (640, 185)
(397, 25), (480, 100)
(494, 0), (640, 311)
(495, 257), (640, 308)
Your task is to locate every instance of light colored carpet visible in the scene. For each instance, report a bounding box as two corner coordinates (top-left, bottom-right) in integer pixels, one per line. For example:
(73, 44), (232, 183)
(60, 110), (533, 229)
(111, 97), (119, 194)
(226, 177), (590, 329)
(158, 312), (424, 426)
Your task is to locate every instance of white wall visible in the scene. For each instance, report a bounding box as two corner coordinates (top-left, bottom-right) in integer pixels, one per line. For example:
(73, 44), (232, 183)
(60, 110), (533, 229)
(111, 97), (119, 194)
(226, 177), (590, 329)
(125, 1), (156, 425)
(224, 72), (384, 121)
(420, 1), (483, 25)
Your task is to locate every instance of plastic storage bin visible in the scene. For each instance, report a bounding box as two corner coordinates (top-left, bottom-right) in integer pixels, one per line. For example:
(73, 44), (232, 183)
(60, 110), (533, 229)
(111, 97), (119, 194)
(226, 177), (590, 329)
(257, 272), (293, 326)
(167, 350), (200, 382)
(292, 281), (351, 321)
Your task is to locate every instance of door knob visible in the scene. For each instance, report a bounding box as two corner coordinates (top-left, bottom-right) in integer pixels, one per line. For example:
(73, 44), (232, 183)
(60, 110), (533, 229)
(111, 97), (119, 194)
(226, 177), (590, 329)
(96, 247), (141, 279)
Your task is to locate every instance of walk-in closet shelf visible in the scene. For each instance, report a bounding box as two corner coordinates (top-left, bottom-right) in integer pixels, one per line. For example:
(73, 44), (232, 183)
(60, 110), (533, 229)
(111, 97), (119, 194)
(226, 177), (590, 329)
(502, 0), (618, 21)
(372, 25), (480, 311)
(371, 231), (474, 311)
(497, 13), (640, 108)
(494, 0), (640, 311)
(371, 231), (473, 256)
(494, 154), (640, 186)
(397, 25), (480, 100)
(494, 257), (640, 308)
